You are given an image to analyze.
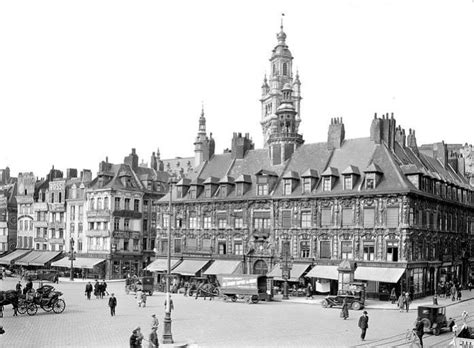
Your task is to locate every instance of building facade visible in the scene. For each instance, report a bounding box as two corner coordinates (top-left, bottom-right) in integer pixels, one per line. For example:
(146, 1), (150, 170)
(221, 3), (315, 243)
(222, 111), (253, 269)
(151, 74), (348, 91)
(155, 24), (474, 299)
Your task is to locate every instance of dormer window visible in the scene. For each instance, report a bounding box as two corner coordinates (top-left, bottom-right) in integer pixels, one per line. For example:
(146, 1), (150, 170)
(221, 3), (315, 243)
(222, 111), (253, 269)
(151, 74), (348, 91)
(205, 186), (212, 198)
(255, 170), (277, 196)
(364, 163), (383, 190)
(301, 169), (318, 194)
(257, 182), (268, 196)
(321, 167), (339, 192)
(344, 176), (352, 190)
(235, 174), (252, 196)
(282, 171), (299, 196)
(218, 176), (235, 198)
(342, 165), (360, 191)
(283, 180), (292, 195)
(203, 177), (219, 198)
(176, 178), (191, 199)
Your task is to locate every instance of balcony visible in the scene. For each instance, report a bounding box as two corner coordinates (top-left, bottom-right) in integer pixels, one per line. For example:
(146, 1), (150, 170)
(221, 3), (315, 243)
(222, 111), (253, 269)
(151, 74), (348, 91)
(86, 229), (111, 238)
(112, 230), (141, 239)
(112, 210), (142, 219)
(87, 209), (112, 219)
(34, 237), (47, 243)
(34, 202), (48, 211)
(48, 221), (65, 229)
(49, 237), (65, 244)
(48, 203), (65, 212)
(33, 221), (48, 228)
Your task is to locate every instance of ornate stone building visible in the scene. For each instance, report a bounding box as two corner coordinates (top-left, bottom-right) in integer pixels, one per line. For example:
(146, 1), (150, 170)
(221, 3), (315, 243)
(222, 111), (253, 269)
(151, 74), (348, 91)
(155, 24), (474, 299)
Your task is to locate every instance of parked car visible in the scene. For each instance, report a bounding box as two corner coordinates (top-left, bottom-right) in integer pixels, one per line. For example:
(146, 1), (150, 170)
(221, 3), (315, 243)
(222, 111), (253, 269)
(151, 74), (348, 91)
(321, 282), (366, 310)
(417, 305), (455, 336)
(24, 269), (58, 282)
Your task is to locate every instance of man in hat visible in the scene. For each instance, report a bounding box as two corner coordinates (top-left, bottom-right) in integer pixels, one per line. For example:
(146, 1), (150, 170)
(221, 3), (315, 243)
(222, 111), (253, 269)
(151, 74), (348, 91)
(358, 311), (369, 341)
(148, 326), (159, 348)
(108, 293), (117, 316)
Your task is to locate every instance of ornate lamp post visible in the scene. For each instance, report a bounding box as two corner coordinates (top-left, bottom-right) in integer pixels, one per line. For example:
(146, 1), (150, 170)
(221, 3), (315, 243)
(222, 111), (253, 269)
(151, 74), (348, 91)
(163, 178), (176, 344)
(280, 240), (293, 300)
(69, 237), (75, 281)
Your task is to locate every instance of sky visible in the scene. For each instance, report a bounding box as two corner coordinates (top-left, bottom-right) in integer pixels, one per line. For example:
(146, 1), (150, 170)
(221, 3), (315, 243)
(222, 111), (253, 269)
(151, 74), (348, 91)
(1, 0), (473, 178)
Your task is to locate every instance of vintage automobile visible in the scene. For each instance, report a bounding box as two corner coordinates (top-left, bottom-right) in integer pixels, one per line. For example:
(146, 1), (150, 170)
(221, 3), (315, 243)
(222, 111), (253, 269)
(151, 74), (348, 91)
(24, 269), (58, 282)
(217, 274), (272, 304)
(125, 276), (154, 296)
(321, 282), (366, 310)
(417, 305), (455, 336)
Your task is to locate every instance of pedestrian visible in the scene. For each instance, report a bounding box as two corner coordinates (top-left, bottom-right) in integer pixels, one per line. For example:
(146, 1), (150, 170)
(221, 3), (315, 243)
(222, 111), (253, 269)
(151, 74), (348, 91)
(54, 273), (59, 284)
(451, 285), (457, 301)
(433, 293), (438, 305)
(85, 282), (93, 300)
(457, 287), (462, 301)
(24, 277), (33, 295)
(164, 295), (174, 312)
(94, 280), (100, 299)
(398, 293), (405, 313)
(306, 283), (313, 300)
(135, 327), (144, 348)
(462, 310), (469, 325)
(141, 291), (147, 308)
(148, 327), (159, 348)
(469, 281), (473, 292)
(151, 314), (159, 330)
(184, 281), (189, 296)
(130, 329), (139, 348)
(102, 279), (109, 296)
(16, 281), (22, 295)
(108, 293), (117, 316)
(389, 287), (396, 304)
(414, 317), (424, 347)
(136, 288), (143, 307)
(341, 297), (349, 320)
(358, 310), (369, 341)
(405, 292), (410, 312)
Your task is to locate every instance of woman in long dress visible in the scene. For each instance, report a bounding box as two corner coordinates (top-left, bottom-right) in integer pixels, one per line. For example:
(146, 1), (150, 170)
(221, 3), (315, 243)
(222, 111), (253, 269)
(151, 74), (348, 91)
(341, 297), (349, 320)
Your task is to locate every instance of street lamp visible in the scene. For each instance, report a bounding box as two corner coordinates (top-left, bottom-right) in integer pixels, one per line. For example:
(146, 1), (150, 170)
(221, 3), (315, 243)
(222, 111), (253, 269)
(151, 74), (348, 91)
(280, 240), (293, 300)
(163, 178), (176, 344)
(69, 237), (75, 281)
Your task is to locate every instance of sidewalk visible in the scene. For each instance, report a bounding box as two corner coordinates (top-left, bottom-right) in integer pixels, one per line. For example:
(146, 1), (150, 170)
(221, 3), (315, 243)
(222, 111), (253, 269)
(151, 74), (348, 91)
(274, 289), (474, 310)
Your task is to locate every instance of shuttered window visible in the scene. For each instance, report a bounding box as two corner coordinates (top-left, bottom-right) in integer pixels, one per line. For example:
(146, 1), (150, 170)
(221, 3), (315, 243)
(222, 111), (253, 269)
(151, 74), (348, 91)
(320, 241), (331, 259)
(386, 207), (399, 228)
(342, 208), (353, 226)
(282, 210), (292, 228)
(321, 209), (332, 226)
(363, 209), (375, 228)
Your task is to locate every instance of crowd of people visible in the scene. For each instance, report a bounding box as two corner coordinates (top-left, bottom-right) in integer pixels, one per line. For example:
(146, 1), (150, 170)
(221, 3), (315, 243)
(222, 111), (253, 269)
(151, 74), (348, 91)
(438, 280), (464, 301)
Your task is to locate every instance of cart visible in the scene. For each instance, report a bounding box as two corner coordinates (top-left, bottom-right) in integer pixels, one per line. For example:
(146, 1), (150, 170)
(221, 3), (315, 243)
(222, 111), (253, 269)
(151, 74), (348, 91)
(217, 274), (272, 304)
(125, 276), (155, 296)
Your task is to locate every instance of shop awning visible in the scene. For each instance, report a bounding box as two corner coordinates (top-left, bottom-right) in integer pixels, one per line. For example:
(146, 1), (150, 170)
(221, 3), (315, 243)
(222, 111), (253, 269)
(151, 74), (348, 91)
(15, 251), (62, 267)
(0, 249), (32, 265)
(267, 263), (312, 282)
(354, 267), (406, 283)
(145, 258), (181, 272)
(51, 257), (106, 269)
(202, 260), (242, 275)
(171, 259), (211, 276)
(305, 265), (339, 280)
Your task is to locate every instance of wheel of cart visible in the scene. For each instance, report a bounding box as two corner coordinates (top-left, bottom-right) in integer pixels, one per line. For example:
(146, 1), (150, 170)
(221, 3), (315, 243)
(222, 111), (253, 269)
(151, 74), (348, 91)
(17, 298), (27, 314)
(26, 303), (38, 316)
(52, 298), (66, 314)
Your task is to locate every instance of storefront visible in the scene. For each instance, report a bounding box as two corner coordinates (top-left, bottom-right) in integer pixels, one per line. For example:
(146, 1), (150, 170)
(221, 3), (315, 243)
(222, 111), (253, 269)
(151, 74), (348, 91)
(51, 257), (106, 279)
(305, 265), (339, 294)
(145, 258), (181, 291)
(15, 251), (63, 269)
(0, 249), (32, 267)
(354, 265), (406, 300)
(267, 263), (312, 295)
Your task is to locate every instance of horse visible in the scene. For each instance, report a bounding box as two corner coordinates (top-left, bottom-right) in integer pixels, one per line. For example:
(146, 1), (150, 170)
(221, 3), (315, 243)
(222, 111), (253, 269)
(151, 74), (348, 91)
(0, 290), (20, 315)
(194, 283), (217, 300)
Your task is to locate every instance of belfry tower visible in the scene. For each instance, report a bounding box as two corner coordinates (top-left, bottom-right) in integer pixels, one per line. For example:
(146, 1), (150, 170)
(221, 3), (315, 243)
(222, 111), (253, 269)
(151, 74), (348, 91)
(194, 106), (215, 167)
(260, 18), (303, 164)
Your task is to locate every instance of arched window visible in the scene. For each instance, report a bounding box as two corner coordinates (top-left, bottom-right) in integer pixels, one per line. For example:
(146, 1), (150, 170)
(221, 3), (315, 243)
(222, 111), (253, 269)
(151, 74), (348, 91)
(273, 63), (277, 75)
(253, 259), (268, 275)
(97, 197), (103, 210)
(90, 198), (95, 210)
(283, 62), (288, 76)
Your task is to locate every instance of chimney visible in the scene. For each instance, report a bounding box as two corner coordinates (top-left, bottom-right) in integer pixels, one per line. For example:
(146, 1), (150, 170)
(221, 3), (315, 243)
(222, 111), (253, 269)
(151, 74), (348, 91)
(81, 169), (92, 183)
(151, 152), (157, 170)
(124, 148), (139, 170)
(432, 141), (448, 168)
(327, 117), (345, 150)
(209, 133), (215, 159)
(66, 168), (78, 179)
(231, 132), (255, 159)
(407, 129), (419, 154)
(370, 113), (382, 144)
(395, 126), (406, 148)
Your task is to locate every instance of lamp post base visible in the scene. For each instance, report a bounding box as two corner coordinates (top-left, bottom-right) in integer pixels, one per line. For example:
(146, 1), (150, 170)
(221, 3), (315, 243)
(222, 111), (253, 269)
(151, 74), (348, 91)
(282, 280), (289, 300)
(162, 311), (173, 344)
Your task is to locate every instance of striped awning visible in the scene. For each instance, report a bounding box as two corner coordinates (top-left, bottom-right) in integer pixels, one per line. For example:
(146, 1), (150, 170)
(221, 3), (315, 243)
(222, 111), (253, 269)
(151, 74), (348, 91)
(145, 258), (181, 272)
(0, 249), (32, 265)
(354, 267), (406, 283)
(305, 265), (339, 280)
(267, 263), (312, 282)
(202, 260), (242, 275)
(171, 259), (211, 276)
(51, 257), (106, 269)
(15, 251), (62, 267)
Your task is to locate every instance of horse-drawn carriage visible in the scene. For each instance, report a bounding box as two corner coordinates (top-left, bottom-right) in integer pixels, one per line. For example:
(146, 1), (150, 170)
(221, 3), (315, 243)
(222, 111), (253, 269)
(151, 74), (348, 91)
(192, 282), (219, 300)
(18, 285), (66, 316)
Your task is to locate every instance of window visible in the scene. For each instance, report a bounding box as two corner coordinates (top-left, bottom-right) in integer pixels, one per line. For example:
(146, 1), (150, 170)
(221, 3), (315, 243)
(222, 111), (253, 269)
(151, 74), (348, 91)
(203, 216), (212, 229)
(283, 180), (292, 195)
(236, 183), (244, 196)
(161, 239), (168, 253)
(234, 241), (243, 255)
(217, 218), (226, 229)
(234, 217), (243, 229)
(257, 184), (268, 195)
(366, 174), (375, 189)
(51, 193), (55, 203)
(189, 216), (198, 229)
(134, 199), (140, 212)
(205, 186), (212, 198)
(282, 210), (292, 228)
(300, 240), (310, 258)
(363, 209), (375, 228)
(59, 192), (62, 203)
(90, 198), (94, 210)
(321, 208), (332, 226)
(303, 178), (312, 193)
(363, 242), (375, 261)
(36, 243), (40, 250)
(342, 208), (353, 226)
(187, 238), (197, 250)
(301, 211), (311, 228)
(320, 241), (331, 259)
(386, 241), (399, 261)
(341, 241), (353, 259)
(202, 238), (211, 250)
(71, 206), (76, 221)
(104, 197), (109, 210)
(114, 218), (120, 230)
(78, 240), (82, 252)
(78, 206), (83, 220)
(115, 197), (120, 210)
(253, 218), (270, 229)
(283, 62), (288, 76)
(143, 219), (148, 232)
(218, 241), (226, 255)
(36, 228), (41, 238)
(97, 197), (102, 210)
(124, 239), (129, 251)
(124, 198), (130, 210)
(70, 224), (75, 234)
(78, 223), (83, 233)
(342, 175), (352, 190)
(386, 207), (399, 228)
(124, 218), (130, 229)
(323, 177), (332, 191)
(173, 239), (181, 253)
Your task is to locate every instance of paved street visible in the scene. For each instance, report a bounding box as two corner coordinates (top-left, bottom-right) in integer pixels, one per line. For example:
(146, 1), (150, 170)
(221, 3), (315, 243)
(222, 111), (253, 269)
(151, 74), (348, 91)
(1, 277), (474, 347)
